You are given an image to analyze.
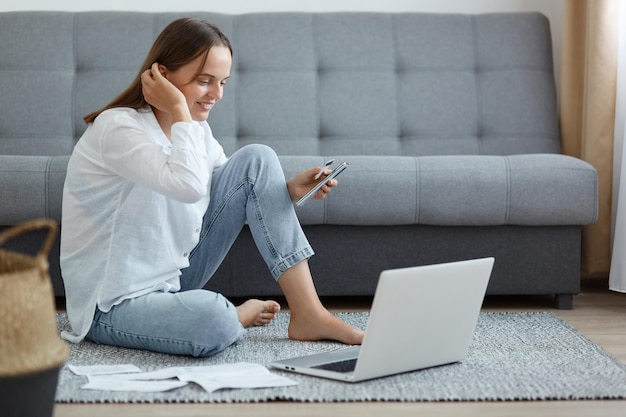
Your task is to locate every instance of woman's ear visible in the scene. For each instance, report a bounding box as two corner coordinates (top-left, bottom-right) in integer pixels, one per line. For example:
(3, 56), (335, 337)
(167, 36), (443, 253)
(158, 64), (167, 78)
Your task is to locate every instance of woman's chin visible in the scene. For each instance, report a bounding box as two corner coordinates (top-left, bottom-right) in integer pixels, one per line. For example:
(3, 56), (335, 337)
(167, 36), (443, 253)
(192, 111), (210, 121)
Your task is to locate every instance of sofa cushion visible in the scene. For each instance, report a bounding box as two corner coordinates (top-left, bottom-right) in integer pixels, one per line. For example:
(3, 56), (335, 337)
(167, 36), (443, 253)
(281, 154), (598, 226)
(1, 11), (561, 158)
(0, 154), (597, 228)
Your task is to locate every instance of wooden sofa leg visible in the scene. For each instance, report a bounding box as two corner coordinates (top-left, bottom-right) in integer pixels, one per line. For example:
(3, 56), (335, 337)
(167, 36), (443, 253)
(555, 294), (574, 310)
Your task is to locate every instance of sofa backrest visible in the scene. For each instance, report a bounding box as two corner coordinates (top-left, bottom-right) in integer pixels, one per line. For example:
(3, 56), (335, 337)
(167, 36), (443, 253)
(0, 11), (560, 157)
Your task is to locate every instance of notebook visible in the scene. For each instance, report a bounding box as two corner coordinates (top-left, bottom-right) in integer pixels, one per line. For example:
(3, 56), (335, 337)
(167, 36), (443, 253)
(270, 257), (495, 382)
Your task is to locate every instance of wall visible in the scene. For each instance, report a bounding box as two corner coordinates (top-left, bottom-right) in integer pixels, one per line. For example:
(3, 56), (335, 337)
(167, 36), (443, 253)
(0, 0), (564, 15)
(0, 0), (564, 92)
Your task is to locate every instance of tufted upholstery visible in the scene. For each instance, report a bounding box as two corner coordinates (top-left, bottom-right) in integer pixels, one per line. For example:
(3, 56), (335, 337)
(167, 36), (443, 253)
(1, 12), (560, 158)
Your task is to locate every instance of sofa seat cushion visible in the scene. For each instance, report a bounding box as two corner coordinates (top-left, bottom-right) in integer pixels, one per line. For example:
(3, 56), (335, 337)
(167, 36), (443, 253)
(0, 154), (597, 227)
(282, 154), (598, 227)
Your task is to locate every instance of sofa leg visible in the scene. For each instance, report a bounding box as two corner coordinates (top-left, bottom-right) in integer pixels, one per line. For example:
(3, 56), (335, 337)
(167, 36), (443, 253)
(555, 294), (573, 310)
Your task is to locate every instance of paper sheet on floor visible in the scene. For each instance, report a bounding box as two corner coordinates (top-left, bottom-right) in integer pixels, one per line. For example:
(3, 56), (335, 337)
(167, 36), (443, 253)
(82, 376), (188, 392)
(68, 362), (297, 393)
(68, 364), (142, 376)
(176, 362), (298, 393)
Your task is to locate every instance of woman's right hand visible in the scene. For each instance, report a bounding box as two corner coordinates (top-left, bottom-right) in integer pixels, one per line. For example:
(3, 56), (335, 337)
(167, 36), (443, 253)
(141, 62), (192, 123)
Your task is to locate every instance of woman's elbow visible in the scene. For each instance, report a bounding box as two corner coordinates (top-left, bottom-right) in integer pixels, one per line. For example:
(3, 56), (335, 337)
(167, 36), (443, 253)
(172, 183), (208, 203)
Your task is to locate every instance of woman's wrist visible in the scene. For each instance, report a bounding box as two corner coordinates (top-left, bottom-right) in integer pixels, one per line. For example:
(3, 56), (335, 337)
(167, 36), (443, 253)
(285, 178), (297, 202)
(169, 104), (193, 124)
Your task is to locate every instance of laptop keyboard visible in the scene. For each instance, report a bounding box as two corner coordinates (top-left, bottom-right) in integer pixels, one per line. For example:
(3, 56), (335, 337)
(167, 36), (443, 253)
(312, 358), (358, 373)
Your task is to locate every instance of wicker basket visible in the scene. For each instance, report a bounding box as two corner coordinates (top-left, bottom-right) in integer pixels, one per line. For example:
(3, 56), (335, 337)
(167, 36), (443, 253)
(0, 219), (69, 417)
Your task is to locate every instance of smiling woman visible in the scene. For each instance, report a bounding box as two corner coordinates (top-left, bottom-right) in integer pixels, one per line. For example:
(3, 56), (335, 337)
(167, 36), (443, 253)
(83, 18), (232, 126)
(59, 17), (363, 359)
(145, 45), (232, 137)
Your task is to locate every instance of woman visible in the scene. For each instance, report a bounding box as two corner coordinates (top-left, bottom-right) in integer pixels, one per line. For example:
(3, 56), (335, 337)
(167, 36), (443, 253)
(60, 18), (363, 357)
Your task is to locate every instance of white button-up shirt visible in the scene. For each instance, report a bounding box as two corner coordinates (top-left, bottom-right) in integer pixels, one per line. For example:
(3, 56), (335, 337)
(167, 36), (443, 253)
(60, 107), (227, 343)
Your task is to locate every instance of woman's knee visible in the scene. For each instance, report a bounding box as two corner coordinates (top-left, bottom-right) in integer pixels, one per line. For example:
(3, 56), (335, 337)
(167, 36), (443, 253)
(238, 143), (277, 160)
(176, 291), (245, 357)
(234, 144), (281, 174)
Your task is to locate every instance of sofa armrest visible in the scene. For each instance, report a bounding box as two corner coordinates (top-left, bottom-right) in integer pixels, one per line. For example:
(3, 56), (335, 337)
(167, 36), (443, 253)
(0, 155), (68, 225)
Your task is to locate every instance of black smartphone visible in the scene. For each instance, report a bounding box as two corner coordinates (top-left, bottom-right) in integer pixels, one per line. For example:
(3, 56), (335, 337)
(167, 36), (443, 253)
(295, 162), (348, 207)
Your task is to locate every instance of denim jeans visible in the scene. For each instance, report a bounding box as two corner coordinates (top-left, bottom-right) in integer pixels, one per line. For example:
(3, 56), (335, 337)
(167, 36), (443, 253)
(86, 144), (314, 357)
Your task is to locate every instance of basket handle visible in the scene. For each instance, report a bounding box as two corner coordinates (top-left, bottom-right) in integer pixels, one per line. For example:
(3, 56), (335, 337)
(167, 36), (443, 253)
(0, 218), (59, 259)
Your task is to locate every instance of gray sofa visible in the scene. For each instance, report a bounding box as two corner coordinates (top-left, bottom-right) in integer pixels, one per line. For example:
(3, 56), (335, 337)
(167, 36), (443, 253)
(0, 11), (598, 309)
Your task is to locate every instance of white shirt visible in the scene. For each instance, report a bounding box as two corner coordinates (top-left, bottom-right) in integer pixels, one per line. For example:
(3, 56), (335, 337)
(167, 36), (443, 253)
(60, 107), (228, 343)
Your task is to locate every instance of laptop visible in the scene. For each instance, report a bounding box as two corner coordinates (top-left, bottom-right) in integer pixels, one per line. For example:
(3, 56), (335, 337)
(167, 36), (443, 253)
(270, 257), (495, 382)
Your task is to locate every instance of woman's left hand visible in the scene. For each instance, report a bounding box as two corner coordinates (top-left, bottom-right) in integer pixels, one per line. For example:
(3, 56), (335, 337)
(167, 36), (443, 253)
(286, 166), (338, 203)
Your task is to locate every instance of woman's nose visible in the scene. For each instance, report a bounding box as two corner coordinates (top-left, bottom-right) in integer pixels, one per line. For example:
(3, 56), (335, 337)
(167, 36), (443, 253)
(209, 85), (223, 101)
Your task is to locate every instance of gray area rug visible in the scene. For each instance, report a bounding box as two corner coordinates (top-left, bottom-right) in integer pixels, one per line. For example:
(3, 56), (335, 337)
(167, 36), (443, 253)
(55, 312), (626, 403)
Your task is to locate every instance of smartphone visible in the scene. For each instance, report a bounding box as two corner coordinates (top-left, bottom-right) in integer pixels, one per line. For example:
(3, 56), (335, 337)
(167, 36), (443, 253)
(295, 162), (349, 207)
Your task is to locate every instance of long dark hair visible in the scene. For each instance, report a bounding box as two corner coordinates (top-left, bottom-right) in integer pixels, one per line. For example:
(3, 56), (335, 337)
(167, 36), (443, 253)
(83, 18), (232, 124)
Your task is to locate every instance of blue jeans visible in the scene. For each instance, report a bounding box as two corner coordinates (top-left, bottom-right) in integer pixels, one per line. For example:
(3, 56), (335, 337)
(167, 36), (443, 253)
(86, 145), (314, 357)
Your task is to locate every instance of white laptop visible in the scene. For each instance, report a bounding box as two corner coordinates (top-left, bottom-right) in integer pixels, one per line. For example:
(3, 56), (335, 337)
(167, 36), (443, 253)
(270, 257), (495, 382)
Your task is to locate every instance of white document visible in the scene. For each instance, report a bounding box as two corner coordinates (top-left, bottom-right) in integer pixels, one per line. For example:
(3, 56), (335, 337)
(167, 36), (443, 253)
(177, 362), (298, 393)
(68, 364), (142, 376)
(67, 362), (297, 393)
(82, 376), (188, 392)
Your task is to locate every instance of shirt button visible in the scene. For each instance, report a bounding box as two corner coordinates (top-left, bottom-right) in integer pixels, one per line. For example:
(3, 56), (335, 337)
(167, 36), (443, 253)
(195, 228), (200, 233)
(183, 252), (188, 257)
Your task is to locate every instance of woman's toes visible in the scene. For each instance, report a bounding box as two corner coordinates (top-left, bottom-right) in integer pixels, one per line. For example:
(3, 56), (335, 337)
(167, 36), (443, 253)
(236, 299), (280, 327)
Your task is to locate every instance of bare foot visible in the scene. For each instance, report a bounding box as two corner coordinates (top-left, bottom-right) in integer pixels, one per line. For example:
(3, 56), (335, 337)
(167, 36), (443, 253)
(236, 299), (281, 328)
(288, 309), (364, 345)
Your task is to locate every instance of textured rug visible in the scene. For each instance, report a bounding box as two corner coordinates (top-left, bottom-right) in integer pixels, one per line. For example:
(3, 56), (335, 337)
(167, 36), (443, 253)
(55, 312), (626, 403)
